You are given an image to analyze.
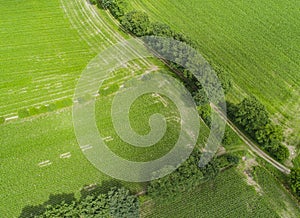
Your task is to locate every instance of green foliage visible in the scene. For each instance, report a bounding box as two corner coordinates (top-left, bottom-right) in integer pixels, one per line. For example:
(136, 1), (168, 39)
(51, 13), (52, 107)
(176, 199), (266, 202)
(234, 96), (269, 133)
(37, 105), (48, 114)
(148, 150), (205, 197)
(193, 88), (209, 106)
(267, 143), (289, 162)
(121, 10), (150, 36)
(100, 83), (120, 96)
(28, 107), (39, 116)
(18, 108), (30, 118)
(214, 66), (232, 94)
(217, 154), (240, 169)
(35, 187), (138, 218)
(148, 149), (239, 198)
(255, 123), (283, 146)
(232, 96), (288, 161)
(55, 98), (73, 109)
(147, 168), (289, 217)
(108, 187), (139, 217)
(99, 0), (127, 19)
(148, 22), (173, 37)
(0, 116), (5, 125)
(198, 104), (211, 126)
(290, 168), (300, 197)
(221, 126), (238, 147)
(122, 0), (300, 147)
(47, 103), (57, 112)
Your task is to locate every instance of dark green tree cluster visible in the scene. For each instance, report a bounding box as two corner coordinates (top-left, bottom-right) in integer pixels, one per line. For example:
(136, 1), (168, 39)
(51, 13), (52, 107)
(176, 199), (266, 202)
(147, 149), (239, 197)
(121, 10), (150, 36)
(98, 0), (127, 19)
(18, 98), (72, 118)
(290, 168), (300, 197)
(230, 96), (289, 161)
(34, 187), (139, 218)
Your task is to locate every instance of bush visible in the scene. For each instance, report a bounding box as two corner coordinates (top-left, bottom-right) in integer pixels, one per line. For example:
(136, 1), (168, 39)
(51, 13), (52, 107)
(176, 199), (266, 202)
(99, 0), (127, 20)
(267, 143), (289, 162)
(231, 97), (288, 162)
(290, 168), (300, 197)
(34, 187), (138, 217)
(0, 116), (5, 124)
(28, 107), (39, 116)
(222, 126), (236, 146)
(56, 98), (72, 109)
(47, 103), (57, 112)
(121, 10), (150, 36)
(18, 108), (30, 118)
(198, 104), (211, 126)
(37, 105), (48, 114)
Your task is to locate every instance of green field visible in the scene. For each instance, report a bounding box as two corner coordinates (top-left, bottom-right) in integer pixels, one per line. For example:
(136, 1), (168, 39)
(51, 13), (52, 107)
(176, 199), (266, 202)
(124, 0), (300, 145)
(142, 167), (300, 217)
(0, 0), (140, 118)
(1, 0), (299, 217)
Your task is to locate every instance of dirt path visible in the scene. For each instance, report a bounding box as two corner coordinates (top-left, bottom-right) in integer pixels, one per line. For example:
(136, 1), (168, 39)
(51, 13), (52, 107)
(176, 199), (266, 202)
(211, 104), (291, 174)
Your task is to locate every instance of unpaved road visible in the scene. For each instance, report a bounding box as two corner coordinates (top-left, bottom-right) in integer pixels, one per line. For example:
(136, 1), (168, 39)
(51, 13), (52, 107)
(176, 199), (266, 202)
(211, 104), (291, 174)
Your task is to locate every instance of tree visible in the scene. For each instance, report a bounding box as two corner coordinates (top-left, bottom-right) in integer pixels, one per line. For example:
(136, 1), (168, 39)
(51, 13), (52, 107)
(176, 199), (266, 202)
(214, 66), (232, 94)
(149, 22), (173, 37)
(267, 142), (289, 162)
(99, 0), (127, 19)
(108, 187), (139, 217)
(121, 11), (150, 36)
(290, 168), (300, 197)
(255, 123), (283, 146)
(234, 96), (269, 133)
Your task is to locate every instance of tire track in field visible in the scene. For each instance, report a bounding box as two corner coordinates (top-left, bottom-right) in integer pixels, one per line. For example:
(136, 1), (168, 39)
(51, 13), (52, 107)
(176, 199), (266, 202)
(61, 0), (150, 66)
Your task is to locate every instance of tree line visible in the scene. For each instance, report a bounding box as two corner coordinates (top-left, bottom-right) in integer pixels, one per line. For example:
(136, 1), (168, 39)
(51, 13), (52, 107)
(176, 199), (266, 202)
(97, 0), (296, 199)
(227, 97), (289, 162)
(22, 187), (139, 218)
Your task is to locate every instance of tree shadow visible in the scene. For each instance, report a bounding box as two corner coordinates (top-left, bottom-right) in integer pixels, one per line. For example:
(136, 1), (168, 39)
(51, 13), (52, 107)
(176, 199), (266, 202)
(19, 180), (123, 218)
(19, 193), (76, 218)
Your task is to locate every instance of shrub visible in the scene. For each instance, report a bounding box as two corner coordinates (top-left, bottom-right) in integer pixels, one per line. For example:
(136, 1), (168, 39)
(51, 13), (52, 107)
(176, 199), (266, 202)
(18, 108), (30, 118)
(121, 10), (150, 36)
(290, 168), (300, 197)
(56, 98), (72, 109)
(47, 103), (57, 112)
(0, 116), (5, 124)
(28, 107), (39, 116)
(38, 105), (48, 114)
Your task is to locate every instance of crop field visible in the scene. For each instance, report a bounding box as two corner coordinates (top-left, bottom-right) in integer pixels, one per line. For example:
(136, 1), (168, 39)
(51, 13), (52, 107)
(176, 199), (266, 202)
(142, 167), (300, 217)
(0, 66), (212, 216)
(0, 0), (154, 216)
(125, 0), (300, 145)
(0, 0), (147, 118)
(1, 0), (299, 217)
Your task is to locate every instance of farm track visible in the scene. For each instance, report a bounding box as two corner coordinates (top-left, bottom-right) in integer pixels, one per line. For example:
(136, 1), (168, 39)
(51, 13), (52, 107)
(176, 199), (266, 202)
(212, 104), (291, 174)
